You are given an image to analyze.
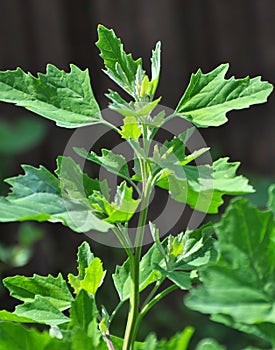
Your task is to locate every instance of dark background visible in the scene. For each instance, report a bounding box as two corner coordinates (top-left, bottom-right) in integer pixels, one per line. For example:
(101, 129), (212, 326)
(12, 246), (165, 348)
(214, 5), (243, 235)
(0, 1), (274, 348)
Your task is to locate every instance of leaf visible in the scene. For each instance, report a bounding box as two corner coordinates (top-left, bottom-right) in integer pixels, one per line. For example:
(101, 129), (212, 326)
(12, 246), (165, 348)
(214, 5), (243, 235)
(150, 41), (161, 96)
(163, 270), (191, 290)
(210, 314), (275, 348)
(0, 162), (113, 233)
(113, 243), (163, 301)
(107, 90), (161, 117)
(268, 184), (275, 214)
(0, 310), (36, 323)
(74, 147), (131, 183)
(76, 241), (94, 280)
(176, 64), (273, 127)
(55, 156), (105, 202)
(140, 327), (194, 350)
(90, 181), (140, 223)
(70, 290), (97, 331)
(68, 244), (105, 296)
(96, 25), (142, 97)
(0, 64), (102, 128)
(0, 322), (67, 350)
(69, 290), (101, 349)
(14, 295), (70, 326)
(3, 273), (73, 311)
(154, 224), (215, 289)
(120, 116), (141, 140)
(195, 339), (226, 350)
(185, 198), (275, 345)
(80, 257), (106, 295)
(157, 157), (254, 213)
(174, 224), (216, 270)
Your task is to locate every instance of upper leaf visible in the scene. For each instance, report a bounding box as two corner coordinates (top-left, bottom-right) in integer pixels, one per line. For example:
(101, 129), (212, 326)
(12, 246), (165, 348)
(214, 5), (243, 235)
(185, 198), (275, 346)
(0, 159), (113, 233)
(96, 25), (142, 98)
(76, 242), (95, 280)
(176, 64), (273, 127)
(90, 181), (140, 223)
(120, 116), (142, 140)
(0, 64), (102, 128)
(74, 147), (131, 184)
(156, 157), (254, 213)
(149, 41), (161, 97)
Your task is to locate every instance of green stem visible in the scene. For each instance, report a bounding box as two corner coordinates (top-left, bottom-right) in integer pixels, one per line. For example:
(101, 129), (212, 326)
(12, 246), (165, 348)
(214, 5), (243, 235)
(141, 278), (164, 309)
(141, 285), (177, 317)
(122, 206), (149, 349)
(101, 119), (121, 134)
(122, 251), (140, 350)
(133, 285), (178, 336)
(109, 299), (125, 326)
(123, 171), (152, 350)
(112, 226), (133, 259)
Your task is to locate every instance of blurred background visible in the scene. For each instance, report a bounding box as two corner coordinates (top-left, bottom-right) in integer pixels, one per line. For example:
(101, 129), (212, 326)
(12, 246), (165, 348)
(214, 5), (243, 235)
(0, 1), (274, 348)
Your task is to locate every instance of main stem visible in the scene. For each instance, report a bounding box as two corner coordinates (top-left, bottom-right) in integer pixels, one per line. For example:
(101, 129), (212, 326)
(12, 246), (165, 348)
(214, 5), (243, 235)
(122, 197), (149, 350)
(123, 151), (151, 350)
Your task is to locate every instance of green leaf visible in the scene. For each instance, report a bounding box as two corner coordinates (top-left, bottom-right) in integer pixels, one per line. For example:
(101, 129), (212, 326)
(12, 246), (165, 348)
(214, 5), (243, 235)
(210, 314), (275, 348)
(113, 243), (163, 301)
(90, 181), (140, 223)
(195, 339), (226, 350)
(80, 257), (106, 295)
(157, 157), (254, 213)
(268, 184), (275, 214)
(70, 289), (98, 331)
(96, 25), (142, 97)
(0, 64), (102, 128)
(185, 198), (275, 345)
(14, 295), (70, 326)
(0, 162), (113, 233)
(3, 273), (73, 311)
(120, 116), (141, 140)
(68, 244), (105, 296)
(0, 310), (36, 323)
(74, 147), (131, 183)
(149, 41), (161, 96)
(163, 269), (191, 290)
(69, 290), (101, 349)
(107, 90), (161, 117)
(76, 241), (94, 280)
(55, 156), (105, 202)
(176, 64), (273, 127)
(140, 327), (194, 350)
(0, 322), (67, 350)
(175, 225), (216, 270)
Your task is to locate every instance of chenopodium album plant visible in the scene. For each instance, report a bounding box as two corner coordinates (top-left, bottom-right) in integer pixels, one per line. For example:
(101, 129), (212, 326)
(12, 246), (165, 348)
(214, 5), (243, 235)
(0, 24), (273, 349)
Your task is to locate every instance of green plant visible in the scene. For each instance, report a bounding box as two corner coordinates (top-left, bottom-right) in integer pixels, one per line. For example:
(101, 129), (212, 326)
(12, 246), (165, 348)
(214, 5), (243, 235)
(0, 25), (273, 349)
